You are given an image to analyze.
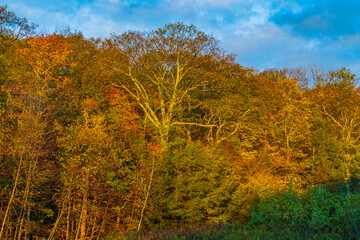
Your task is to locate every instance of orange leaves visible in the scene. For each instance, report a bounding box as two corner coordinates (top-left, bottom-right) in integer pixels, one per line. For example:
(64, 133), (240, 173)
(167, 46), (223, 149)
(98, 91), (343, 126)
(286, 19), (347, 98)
(81, 98), (99, 112)
(10, 34), (72, 82)
(5, 33), (73, 101)
(4, 33), (75, 118)
(16, 33), (73, 82)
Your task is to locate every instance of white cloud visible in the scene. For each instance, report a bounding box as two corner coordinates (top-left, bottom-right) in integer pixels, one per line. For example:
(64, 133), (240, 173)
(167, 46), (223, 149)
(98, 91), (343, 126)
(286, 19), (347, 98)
(2, 0), (360, 76)
(176, 0), (244, 7)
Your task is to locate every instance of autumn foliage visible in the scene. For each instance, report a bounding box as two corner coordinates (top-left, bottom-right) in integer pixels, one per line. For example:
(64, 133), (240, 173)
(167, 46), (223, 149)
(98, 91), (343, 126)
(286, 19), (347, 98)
(1, 6), (360, 240)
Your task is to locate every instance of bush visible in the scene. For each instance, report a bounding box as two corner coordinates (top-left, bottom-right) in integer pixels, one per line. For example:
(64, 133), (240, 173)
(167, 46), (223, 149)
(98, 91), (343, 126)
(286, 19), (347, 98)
(248, 185), (360, 239)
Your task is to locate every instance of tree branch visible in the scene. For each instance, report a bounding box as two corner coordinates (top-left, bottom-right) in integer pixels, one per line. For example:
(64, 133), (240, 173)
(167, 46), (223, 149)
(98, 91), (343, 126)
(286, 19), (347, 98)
(173, 121), (216, 128)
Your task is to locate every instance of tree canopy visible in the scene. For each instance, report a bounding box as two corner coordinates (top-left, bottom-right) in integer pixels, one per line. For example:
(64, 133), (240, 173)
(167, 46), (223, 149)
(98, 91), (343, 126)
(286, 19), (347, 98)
(0, 5), (360, 240)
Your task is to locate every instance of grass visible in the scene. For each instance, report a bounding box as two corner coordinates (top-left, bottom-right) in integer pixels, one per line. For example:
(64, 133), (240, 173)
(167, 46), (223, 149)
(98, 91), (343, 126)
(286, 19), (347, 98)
(102, 223), (348, 240)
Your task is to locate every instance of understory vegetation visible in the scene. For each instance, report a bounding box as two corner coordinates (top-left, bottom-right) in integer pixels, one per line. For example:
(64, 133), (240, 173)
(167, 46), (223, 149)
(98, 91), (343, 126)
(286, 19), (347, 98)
(1, 5), (360, 240)
(105, 184), (360, 240)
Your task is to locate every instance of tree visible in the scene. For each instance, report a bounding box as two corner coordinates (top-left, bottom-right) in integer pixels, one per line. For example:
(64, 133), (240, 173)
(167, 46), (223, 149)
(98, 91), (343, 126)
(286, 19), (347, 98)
(55, 100), (114, 240)
(275, 77), (311, 164)
(0, 33), (72, 239)
(0, 5), (37, 50)
(309, 68), (360, 192)
(53, 91), (153, 239)
(154, 140), (237, 225)
(103, 22), (231, 150)
(188, 62), (253, 144)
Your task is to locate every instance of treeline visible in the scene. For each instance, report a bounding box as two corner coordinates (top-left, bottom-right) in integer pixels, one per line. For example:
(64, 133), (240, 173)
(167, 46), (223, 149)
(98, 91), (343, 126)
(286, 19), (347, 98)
(1, 5), (360, 239)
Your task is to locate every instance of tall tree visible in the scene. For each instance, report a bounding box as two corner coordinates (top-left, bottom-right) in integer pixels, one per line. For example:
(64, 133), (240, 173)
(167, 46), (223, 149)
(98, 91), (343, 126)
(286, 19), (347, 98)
(102, 22), (232, 150)
(309, 68), (360, 191)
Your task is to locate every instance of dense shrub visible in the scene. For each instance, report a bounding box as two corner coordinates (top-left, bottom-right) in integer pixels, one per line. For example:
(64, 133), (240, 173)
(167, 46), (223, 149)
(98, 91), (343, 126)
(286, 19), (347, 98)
(248, 185), (360, 239)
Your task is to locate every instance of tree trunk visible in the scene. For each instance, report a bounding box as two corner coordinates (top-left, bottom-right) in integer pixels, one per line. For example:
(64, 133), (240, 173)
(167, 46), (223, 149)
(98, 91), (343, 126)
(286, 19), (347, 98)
(49, 187), (70, 240)
(79, 173), (89, 240)
(66, 201), (71, 240)
(137, 151), (155, 232)
(0, 154), (24, 239)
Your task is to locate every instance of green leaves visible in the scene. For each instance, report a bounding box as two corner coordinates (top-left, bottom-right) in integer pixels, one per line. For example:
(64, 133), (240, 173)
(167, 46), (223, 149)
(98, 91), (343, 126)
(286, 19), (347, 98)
(249, 185), (360, 238)
(157, 141), (237, 225)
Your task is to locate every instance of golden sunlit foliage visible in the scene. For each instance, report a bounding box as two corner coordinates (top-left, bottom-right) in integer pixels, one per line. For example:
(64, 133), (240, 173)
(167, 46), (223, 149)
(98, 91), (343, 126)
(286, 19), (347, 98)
(0, 5), (360, 240)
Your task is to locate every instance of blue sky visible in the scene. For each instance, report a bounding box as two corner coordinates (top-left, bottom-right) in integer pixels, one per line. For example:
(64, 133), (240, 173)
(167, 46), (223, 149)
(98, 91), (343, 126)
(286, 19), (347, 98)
(4, 0), (360, 76)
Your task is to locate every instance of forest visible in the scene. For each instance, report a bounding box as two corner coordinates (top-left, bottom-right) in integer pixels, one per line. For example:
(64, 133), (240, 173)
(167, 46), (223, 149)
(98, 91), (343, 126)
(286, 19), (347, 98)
(1, 5), (360, 240)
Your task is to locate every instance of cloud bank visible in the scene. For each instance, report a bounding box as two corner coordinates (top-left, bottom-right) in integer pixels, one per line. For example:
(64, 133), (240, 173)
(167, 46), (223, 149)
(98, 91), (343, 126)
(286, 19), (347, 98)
(3, 0), (360, 76)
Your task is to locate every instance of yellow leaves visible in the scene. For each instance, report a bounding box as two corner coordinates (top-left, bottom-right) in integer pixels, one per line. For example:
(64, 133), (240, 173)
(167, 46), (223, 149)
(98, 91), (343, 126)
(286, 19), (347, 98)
(60, 115), (109, 152)
(277, 78), (303, 100)
(247, 170), (287, 198)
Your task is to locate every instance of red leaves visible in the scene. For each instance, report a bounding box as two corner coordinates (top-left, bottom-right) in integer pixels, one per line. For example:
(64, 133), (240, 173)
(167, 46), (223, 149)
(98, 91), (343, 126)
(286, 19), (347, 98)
(106, 87), (142, 135)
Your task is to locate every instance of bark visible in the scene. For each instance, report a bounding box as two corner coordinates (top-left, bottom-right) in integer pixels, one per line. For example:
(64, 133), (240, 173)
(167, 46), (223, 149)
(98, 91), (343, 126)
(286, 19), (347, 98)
(137, 152), (155, 232)
(48, 187), (70, 240)
(0, 154), (24, 239)
(79, 172), (89, 240)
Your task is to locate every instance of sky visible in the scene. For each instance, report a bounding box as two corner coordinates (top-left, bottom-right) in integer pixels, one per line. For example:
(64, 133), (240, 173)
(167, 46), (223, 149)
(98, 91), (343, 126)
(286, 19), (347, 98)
(3, 0), (360, 76)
